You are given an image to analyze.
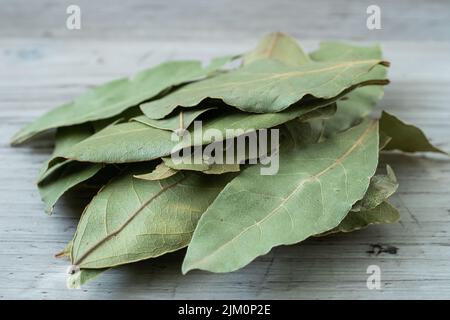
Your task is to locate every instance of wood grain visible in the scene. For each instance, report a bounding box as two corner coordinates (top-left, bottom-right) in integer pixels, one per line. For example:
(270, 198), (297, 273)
(1, 0), (449, 41)
(1, 0), (450, 300)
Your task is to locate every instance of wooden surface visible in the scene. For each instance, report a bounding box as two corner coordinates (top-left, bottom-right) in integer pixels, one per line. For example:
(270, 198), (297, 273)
(2, 0), (450, 41)
(1, 1), (450, 300)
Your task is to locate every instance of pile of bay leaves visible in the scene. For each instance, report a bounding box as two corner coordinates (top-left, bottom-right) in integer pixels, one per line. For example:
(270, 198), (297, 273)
(11, 33), (446, 288)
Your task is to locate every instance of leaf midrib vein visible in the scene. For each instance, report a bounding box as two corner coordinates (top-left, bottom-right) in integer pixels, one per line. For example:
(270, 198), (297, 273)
(190, 120), (377, 268)
(73, 175), (188, 266)
(169, 59), (383, 96)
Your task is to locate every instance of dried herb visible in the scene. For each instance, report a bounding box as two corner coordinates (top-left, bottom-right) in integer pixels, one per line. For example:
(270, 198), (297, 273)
(12, 32), (446, 287)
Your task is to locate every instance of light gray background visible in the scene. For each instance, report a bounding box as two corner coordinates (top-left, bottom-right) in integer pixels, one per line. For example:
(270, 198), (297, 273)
(1, 0), (449, 299)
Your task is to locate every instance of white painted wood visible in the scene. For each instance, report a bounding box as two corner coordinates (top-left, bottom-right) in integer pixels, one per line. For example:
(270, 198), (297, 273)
(1, 0), (449, 41)
(1, 0), (450, 300)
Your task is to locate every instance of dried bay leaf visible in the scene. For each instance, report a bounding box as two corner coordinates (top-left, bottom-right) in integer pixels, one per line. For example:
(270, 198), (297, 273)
(68, 170), (400, 286)
(162, 157), (209, 172)
(37, 124), (104, 214)
(37, 124), (95, 183)
(56, 122), (174, 163)
(322, 201), (399, 236)
(39, 162), (103, 214)
(162, 156), (241, 174)
(379, 131), (393, 150)
(134, 162), (178, 181)
(141, 58), (389, 119)
(280, 120), (399, 235)
(309, 42), (387, 136)
(145, 105), (336, 176)
(37, 120), (125, 212)
(162, 157), (209, 171)
(9, 33), (428, 286)
(319, 166), (400, 236)
(204, 54), (242, 73)
(243, 32), (311, 66)
(203, 164), (241, 175)
(11, 57), (234, 145)
(315, 86), (384, 137)
(132, 108), (216, 132)
(380, 111), (447, 155)
(310, 41), (384, 64)
(90, 105), (144, 133)
(55, 240), (73, 259)
(352, 165), (398, 212)
(56, 104), (334, 163)
(279, 105), (338, 147)
(183, 120), (379, 273)
(70, 170), (236, 269)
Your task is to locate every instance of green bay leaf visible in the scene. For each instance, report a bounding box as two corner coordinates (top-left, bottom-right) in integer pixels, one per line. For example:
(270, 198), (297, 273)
(162, 157), (210, 172)
(182, 119), (379, 273)
(202, 163), (241, 174)
(70, 170), (235, 269)
(141, 59), (389, 119)
(12, 58), (233, 145)
(243, 32), (311, 66)
(37, 123), (95, 183)
(310, 41), (383, 62)
(132, 108), (215, 132)
(56, 103), (333, 163)
(352, 165), (398, 212)
(161, 156), (241, 175)
(322, 201), (400, 235)
(56, 240), (73, 259)
(309, 42), (387, 136)
(380, 111), (447, 155)
(134, 162), (178, 181)
(38, 162), (102, 214)
(148, 106), (337, 176)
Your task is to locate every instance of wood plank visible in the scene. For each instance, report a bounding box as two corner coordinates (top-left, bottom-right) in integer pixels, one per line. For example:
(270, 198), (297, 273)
(1, 35), (450, 299)
(1, 0), (449, 41)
